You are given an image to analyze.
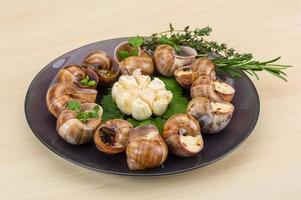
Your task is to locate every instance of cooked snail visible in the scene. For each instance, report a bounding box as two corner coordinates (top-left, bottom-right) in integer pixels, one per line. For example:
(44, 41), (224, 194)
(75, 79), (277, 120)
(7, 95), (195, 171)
(46, 83), (97, 117)
(191, 58), (216, 80)
(94, 119), (133, 154)
(83, 51), (119, 86)
(187, 97), (234, 134)
(112, 69), (172, 120)
(174, 66), (196, 88)
(154, 44), (197, 77)
(55, 65), (99, 89)
(56, 103), (103, 144)
(162, 114), (203, 157)
(191, 76), (235, 102)
(126, 125), (168, 170)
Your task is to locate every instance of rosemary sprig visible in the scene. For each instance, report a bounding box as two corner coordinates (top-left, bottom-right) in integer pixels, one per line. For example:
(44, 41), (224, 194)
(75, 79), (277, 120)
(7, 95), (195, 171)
(142, 24), (291, 81)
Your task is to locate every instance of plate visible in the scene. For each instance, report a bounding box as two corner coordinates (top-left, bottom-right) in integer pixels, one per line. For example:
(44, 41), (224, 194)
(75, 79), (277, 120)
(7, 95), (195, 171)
(25, 37), (260, 176)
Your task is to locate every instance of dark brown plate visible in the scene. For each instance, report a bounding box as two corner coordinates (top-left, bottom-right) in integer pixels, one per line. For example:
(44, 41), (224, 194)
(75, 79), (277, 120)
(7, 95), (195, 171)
(24, 37), (260, 176)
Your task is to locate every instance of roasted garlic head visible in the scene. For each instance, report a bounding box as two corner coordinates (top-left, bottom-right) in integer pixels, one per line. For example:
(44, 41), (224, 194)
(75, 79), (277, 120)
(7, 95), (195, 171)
(112, 69), (173, 120)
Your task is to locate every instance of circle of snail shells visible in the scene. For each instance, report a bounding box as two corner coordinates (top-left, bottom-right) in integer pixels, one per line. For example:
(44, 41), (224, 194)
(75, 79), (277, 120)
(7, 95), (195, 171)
(45, 41), (236, 171)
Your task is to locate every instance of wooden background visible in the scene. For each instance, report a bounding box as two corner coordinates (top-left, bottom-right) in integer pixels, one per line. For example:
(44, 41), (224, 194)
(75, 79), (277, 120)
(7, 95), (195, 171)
(1, 0), (300, 199)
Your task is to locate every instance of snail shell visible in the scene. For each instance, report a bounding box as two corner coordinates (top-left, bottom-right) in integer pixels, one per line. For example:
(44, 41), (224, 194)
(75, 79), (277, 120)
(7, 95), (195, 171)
(56, 103), (103, 144)
(174, 66), (197, 88)
(154, 45), (197, 77)
(119, 55), (154, 76)
(46, 83), (97, 117)
(83, 51), (120, 86)
(191, 76), (235, 102)
(162, 114), (203, 157)
(187, 97), (234, 134)
(126, 125), (168, 170)
(94, 119), (133, 154)
(55, 65), (99, 89)
(191, 58), (216, 80)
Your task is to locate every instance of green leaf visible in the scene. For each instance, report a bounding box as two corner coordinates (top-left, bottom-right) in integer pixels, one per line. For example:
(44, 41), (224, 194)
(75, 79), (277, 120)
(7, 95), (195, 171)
(101, 92), (125, 122)
(87, 80), (96, 86)
(118, 50), (131, 60)
(128, 36), (144, 48)
(67, 100), (80, 111)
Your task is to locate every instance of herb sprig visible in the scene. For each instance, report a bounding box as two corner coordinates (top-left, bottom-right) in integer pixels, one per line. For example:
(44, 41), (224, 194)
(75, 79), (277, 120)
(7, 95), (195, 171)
(142, 24), (291, 81)
(118, 36), (143, 60)
(67, 100), (100, 123)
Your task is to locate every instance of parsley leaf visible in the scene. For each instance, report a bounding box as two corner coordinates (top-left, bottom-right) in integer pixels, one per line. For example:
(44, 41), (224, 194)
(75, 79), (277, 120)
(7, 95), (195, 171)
(128, 36), (144, 48)
(67, 100), (80, 112)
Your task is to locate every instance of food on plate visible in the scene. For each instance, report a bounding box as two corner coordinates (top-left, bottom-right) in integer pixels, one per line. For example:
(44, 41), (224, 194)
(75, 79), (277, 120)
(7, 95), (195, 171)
(154, 44), (197, 77)
(191, 58), (216, 80)
(174, 66), (196, 88)
(46, 83), (97, 117)
(56, 101), (103, 144)
(94, 119), (133, 154)
(187, 97), (234, 134)
(112, 69), (173, 120)
(83, 51), (119, 86)
(162, 114), (203, 157)
(126, 125), (168, 170)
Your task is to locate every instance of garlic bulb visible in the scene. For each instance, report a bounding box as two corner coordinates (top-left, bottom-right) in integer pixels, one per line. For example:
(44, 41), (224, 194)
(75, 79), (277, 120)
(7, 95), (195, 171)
(112, 69), (173, 120)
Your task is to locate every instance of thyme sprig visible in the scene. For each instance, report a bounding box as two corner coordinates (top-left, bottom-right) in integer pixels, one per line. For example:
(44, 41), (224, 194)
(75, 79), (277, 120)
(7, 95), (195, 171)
(142, 24), (291, 81)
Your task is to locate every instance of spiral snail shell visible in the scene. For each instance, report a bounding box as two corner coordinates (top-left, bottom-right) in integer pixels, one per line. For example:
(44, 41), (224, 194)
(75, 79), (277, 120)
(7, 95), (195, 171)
(46, 83), (97, 117)
(83, 51), (112, 70)
(174, 66), (197, 88)
(162, 114), (203, 157)
(154, 44), (197, 77)
(191, 58), (216, 80)
(56, 103), (103, 144)
(187, 97), (234, 134)
(126, 125), (168, 170)
(55, 65), (99, 89)
(94, 119), (133, 154)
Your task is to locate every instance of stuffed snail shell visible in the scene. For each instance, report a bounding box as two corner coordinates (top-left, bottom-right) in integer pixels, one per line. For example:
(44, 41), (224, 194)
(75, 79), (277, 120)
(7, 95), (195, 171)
(46, 83), (97, 117)
(174, 66), (197, 88)
(187, 97), (234, 134)
(55, 65), (99, 89)
(119, 55), (154, 76)
(162, 114), (203, 157)
(94, 119), (133, 154)
(126, 125), (168, 170)
(56, 103), (103, 144)
(154, 44), (197, 77)
(191, 58), (216, 80)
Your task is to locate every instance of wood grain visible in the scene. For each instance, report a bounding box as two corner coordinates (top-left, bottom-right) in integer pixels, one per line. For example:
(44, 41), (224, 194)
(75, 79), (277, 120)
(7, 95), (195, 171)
(0, 0), (300, 199)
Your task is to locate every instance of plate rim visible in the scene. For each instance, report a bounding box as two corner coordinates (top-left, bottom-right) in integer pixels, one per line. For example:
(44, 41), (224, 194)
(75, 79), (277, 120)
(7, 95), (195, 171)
(24, 37), (260, 176)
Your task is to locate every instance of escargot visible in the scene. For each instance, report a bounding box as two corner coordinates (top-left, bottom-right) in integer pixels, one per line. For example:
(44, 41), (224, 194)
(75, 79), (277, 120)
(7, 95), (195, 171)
(46, 83), (97, 117)
(154, 44), (197, 77)
(174, 66), (197, 88)
(55, 65), (99, 89)
(56, 103), (103, 144)
(126, 125), (168, 170)
(162, 114), (203, 157)
(94, 119), (133, 154)
(119, 55), (154, 76)
(191, 76), (235, 102)
(187, 97), (234, 134)
(191, 58), (216, 80)
(83, 51), (119, 86)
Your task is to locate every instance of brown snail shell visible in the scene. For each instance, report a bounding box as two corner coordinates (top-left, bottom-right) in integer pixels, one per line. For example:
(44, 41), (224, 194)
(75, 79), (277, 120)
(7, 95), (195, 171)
(55, 65), (99, 89)
(56, 103), (103, 144)
(114, 41), (142, 64)
(174, 66), (197, 88)
(83, 51), (120, 86)
(154, 44), (197, 77)
(119, 55), (154, 75)
(94, 119), (133, 154)
(46, 83), (97, 117)
(191, 76), (235, 102)
(162, 114), (203, 157)
(126, 125), (168, 170)
(187, 97), (234, 134)
(191, 58), (216, 80)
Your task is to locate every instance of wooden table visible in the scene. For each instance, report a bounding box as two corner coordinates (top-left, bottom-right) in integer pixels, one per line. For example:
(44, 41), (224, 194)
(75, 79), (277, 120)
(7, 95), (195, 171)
(1, 0), (300, 199)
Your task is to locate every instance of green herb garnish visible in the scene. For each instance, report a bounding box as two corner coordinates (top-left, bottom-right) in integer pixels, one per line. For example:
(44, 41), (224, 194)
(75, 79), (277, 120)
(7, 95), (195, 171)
(142, 24), (291, 81)
(67, 100), (100, 123)
(80, 75), (96, 86)
(101, 77), (189, 133)
(117, 36), (144, 61)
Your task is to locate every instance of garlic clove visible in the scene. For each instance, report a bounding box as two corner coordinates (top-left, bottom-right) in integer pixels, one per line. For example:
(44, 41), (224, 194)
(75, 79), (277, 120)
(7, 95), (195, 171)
(152, 99), (168, 116)
(155, 90), (173, 103)
(112, 82), (125, 101)
(133, 70), (151, 88)
(132, 98), (152, 120)
(148, 78), (165, 92)
(139, 89), (155, 108)
(115, 91), (132, 115)
(118, 75), (138, 90)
